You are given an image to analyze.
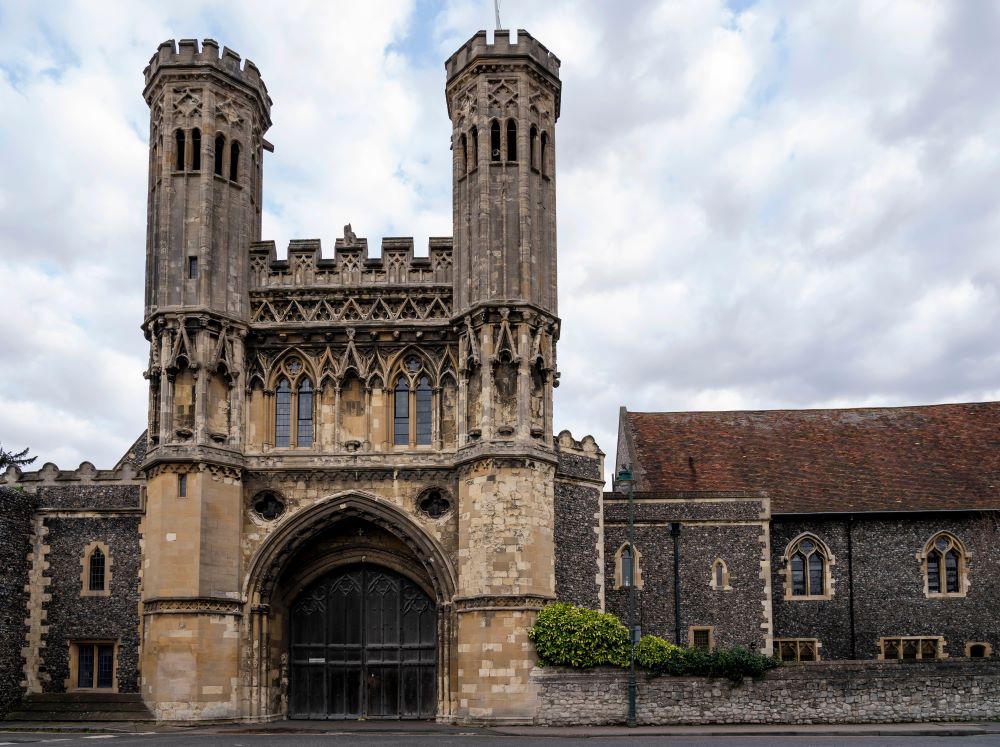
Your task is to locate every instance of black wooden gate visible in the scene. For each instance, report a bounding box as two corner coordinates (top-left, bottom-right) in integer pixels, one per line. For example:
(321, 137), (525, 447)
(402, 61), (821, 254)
(289, 564), (437, 719)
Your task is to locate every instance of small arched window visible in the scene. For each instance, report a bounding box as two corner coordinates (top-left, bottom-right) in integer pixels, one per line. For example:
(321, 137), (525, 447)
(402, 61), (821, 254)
(415, 376), (432, 446)
(923, 533), (966, 597)
(394, 377), (410, 446)
(490, 120), (501, 161)
(540, 131), (549, 176)
(711, 558), (731, 590)
(529, 125), (538, 169)
(458, 133), (468, 175)
(787, 535), (830, 598)
(190, 128), (201, 170)
(470, 126), (479, 170)
(89, 547), (105, 592)
(214, 133), (225, 176)
(614, 542), (643, 590)
(174, 129), (185, 171)
(229, 141), (240, 181)
(297, 378), (313, 447)
(506, 119), (517, 161)
(275, 378), (292, 447)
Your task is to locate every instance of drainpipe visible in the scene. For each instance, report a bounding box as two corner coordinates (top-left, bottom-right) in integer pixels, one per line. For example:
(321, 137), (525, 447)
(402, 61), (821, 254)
(847, 514), (856, 660)
(671, 522), (682, 646)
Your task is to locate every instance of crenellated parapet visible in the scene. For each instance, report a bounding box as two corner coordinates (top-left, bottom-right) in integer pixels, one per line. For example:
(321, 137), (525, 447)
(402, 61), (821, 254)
(249, 236), (453, 289)
(445, 29), (560, 91)
(3, 461), (142, 488)
(143, 38), (272, 118)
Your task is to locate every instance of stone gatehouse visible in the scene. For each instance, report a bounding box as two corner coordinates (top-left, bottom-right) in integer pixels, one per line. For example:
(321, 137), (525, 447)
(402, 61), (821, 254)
(1, 27), (997, 726)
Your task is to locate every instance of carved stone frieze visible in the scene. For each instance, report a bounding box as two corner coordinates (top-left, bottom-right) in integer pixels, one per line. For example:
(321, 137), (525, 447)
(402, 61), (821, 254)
(144, 597), (243, 617)
(453, 594), (552, 612)
(250, 290), (452, 325)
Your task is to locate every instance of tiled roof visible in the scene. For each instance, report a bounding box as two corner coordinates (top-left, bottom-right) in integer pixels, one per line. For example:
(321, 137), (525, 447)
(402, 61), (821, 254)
(625, 403), (1000, 514)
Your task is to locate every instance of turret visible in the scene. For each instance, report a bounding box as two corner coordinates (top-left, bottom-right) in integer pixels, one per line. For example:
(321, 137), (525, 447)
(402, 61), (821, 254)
(141, 39), (272, 453)
(143, 38), (272, 319)
(446, 29), (560, 315)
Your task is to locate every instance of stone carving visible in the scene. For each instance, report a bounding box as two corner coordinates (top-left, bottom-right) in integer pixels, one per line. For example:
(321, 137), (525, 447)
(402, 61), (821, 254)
(172, 87), (202, 118)
(214, 97), (244, 127)
(487, 79), (518, 112)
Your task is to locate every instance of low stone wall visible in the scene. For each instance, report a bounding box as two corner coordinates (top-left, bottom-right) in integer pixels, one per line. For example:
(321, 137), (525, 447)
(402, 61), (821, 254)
(532, 661), (1000, 725)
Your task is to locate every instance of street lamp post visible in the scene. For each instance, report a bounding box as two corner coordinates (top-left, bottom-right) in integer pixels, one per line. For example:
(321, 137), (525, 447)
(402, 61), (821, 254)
(617, 464), (637, 728)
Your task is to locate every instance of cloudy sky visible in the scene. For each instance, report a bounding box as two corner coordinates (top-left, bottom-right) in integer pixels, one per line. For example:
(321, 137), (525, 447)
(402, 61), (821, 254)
(3, 0), (1000, 480)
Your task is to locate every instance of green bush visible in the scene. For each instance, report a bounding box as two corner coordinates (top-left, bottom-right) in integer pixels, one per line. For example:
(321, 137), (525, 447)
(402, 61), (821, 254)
(530, 604), (780, 684)
(528, 602), (630, 667)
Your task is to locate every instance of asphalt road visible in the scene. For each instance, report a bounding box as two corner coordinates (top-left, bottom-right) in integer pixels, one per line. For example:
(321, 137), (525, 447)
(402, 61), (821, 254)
(3, 733), (1000, 747)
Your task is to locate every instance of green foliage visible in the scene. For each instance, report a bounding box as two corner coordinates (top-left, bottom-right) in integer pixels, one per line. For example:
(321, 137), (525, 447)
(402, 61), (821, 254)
(530, 604), (780, 684)
(528, 602), (630, 668)
(635, 635), (780, 684)
(0, 442), (36, 469)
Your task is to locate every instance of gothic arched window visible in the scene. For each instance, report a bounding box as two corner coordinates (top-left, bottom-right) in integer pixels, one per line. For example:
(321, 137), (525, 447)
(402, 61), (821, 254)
(394, 377), (410, 446)
(786, 535), (832, 599)
(174, 129), (185, 171)
(214, 133), (225, 176)
(529, 125), (538, 169)
(275, 378), (292, 447)
(923, 533), (966, 597)
(506, 119), (517, 161)
(614, 543), (643, 590)
(415, 376), (432, 446)
(490, 120), (501, 161)
(470, 126), (479, 170)
(190, 128), (201, 170)
(229, 141), (240, 181)
(540, 131), (549, 176)
(80, 541), (111, 598)
(459, 133), (468, 175)
(297, 378), (313, 447)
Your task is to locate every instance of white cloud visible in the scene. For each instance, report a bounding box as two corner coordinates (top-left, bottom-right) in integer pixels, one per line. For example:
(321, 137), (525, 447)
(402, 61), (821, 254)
(2, 0), (1000, 486)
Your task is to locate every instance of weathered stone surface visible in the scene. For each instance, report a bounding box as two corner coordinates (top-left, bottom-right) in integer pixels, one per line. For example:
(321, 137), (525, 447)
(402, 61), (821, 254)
(533, 661), (1000, 725)
(0, 487), (34, 718)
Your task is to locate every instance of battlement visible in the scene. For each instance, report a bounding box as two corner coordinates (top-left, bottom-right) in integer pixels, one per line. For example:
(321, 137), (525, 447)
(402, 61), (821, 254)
(3, 460), (142, 488)
(445, 29), (560, 83)
(143, 38), (272, 116)
(249, 236), (453, 289)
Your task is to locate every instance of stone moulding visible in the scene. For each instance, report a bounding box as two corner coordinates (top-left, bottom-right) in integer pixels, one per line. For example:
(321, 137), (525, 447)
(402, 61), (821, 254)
(453, 594), (552, 612)
(143, 597), (243, 617)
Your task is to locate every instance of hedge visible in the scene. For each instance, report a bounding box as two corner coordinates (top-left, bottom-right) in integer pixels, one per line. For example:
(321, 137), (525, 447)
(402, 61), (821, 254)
(529, 603), (779, 684)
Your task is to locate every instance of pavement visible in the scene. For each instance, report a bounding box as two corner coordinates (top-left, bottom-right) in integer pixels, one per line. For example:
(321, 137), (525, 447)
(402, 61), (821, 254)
(2, 719), (999, 738)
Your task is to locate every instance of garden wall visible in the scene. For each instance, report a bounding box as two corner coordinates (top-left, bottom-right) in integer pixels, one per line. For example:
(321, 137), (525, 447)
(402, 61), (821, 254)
(532, 660), (1000, 725)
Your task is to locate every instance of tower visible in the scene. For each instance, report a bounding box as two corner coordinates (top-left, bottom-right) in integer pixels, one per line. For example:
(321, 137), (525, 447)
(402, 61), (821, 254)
(445, 30), (562, 722)
(140, 39), (271, 720)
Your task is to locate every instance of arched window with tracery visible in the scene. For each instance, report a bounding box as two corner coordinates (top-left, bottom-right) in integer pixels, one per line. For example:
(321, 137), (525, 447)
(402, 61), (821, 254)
(229, 141), (240, 181)
(297, 378), (313, 447)
(174, 129), (185, 171)
(506, 119), (517, 161)
(190, 128), (201, 170)
(214, 133), (225, 176)
(490, 120), (501, 161)
(415, 376), (432, 446)
(785, 534), (833, 599)
(394, 377), (410, 446)
(275, 378), (292, 447)
(922, 533), (966, 597)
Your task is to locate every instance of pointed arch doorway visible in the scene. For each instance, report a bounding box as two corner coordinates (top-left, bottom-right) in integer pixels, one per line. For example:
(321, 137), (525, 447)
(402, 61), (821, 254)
(289, 563), (437, 720)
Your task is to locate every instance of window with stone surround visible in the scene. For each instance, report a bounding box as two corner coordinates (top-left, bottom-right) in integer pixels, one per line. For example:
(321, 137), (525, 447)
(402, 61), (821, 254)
(966, 642), (992, 658)
(919, 532), (968, 598)
(80, 541), (112, 598)
(490, 119), (501, 161)
(710, 558), (732, 591)
(880, 636), (945, 660)
(689, 627), (714, 651)
(783, 533), (834, 600)
(613, 542), (643, 590)
(69, 641), (117, 691)
(775, 638), (820, 662)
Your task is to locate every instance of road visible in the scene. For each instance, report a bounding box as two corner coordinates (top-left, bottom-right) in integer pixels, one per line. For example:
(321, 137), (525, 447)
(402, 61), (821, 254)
(2, 731), (1000, 747)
